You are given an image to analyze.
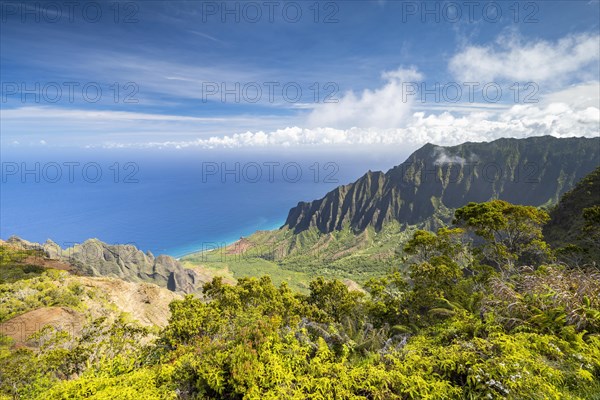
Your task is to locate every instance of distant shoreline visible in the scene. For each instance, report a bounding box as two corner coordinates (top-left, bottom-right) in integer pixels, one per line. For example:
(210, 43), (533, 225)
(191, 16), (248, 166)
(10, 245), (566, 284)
(174, 240), (235, 261)
(173, 221), (284, 260)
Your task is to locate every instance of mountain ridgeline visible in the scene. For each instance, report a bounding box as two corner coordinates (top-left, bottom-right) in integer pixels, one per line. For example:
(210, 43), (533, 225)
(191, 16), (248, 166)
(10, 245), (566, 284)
(284, 136), (600, 234)
(4, 237), (206, 293)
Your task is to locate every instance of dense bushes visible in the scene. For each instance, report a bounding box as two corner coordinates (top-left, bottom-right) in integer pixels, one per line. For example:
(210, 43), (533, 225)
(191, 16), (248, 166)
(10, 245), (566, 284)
(0, 270), (83, 323)
(1, 200), (599, 399)
(0, 246), (46, 284)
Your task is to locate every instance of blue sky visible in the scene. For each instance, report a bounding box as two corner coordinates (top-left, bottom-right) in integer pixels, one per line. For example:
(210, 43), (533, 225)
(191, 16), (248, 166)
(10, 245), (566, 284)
(1, 0), (599, 150)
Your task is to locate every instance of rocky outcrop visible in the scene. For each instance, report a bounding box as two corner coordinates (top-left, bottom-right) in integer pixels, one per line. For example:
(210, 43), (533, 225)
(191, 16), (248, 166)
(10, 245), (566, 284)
(64, 239), (205, 293)
(5, 237), (205, 293)
(285, 136), (600, 234)
(76, 276), (182, 327)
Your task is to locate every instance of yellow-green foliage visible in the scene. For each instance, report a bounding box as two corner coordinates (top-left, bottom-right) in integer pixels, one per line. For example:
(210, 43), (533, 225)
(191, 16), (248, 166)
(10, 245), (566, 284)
(43, 366), (177, 400)
(181, 222), (412, 288)
(1, 201), (599, 399)
(0, 270), (82, 322)
(3, 267), (599, 399)
(0, 245), (46, 284)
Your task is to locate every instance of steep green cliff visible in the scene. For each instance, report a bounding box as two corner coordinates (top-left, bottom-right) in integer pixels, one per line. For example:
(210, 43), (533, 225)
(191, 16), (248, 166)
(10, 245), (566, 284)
(544, 166), (600, 264)
(285, 136), (600, 234)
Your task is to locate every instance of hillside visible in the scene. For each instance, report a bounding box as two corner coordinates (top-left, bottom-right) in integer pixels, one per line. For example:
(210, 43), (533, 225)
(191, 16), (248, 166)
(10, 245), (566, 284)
(3, 199), (600, 399)
(183, 136), (600, 286)
(4, 237), (210, 293)
(0, 241), (182, 348)
(181, 223), (410, 291)
(285, 136), (599, 234)
(544, 166), (600, 264)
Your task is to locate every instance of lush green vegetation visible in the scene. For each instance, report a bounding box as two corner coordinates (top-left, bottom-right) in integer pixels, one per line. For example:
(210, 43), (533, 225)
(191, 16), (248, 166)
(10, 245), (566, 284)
(0, 245), (47, 284)
(545, 167), (600, 265)
(182, 168), (600, 295)
(0, 270), (85, 323)
(0, 245), (86, 324)
(1, 199), (599, 399)
(181, 248), (313, 293)
(181, 221), (413, 291)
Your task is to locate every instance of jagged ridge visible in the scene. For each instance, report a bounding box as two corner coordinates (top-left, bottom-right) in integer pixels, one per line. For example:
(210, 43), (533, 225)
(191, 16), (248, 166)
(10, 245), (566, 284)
(5, 237), (206, 293)
(285, 136), (600, 234)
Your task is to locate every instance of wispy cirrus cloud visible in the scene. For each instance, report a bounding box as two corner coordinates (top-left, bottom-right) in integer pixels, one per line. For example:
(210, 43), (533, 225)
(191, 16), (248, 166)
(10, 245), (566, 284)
(0, 107), (301, 147)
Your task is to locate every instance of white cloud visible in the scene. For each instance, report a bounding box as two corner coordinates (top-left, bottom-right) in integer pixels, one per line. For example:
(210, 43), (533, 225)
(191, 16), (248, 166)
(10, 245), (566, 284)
(98, 83), (599, 149)
(543, 82), (600, 109)
(449, 32), (600, 84)
(4, 82), (596, 150)
(3, 32), (598, 151)
(306, 67), (423, 129)
(432, 147), (472, 166)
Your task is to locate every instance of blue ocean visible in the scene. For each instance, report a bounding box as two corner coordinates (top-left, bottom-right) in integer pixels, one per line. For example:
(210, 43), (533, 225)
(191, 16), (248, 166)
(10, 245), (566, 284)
(1, 148), (406, 257)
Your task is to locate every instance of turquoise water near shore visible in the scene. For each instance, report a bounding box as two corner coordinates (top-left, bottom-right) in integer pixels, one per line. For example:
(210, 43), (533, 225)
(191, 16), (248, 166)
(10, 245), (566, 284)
(171, 220), (285, 259)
